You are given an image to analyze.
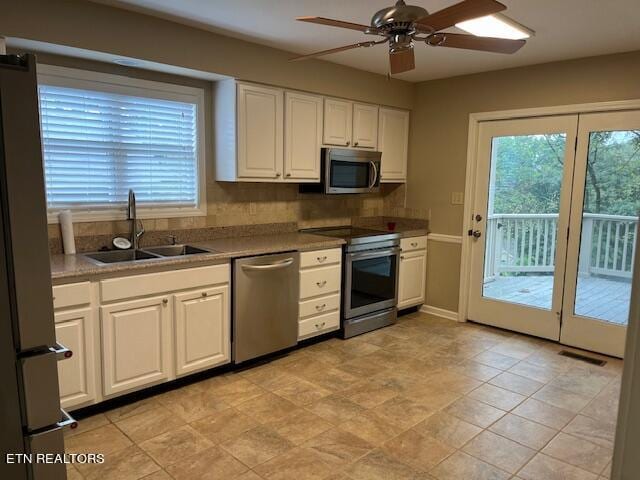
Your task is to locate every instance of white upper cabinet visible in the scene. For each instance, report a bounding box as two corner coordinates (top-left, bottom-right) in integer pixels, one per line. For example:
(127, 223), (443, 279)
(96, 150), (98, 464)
(323, 98), (353, 147)
(214, 79), (409, 183)
(352, 103), (379, 149)
(237, 83), (284, 180)
(284, 91), (322, 181)
(378, 107), (410, 182)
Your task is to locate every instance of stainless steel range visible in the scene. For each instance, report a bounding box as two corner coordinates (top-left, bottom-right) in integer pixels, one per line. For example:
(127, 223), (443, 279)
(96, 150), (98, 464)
(305, 227), (401, 338)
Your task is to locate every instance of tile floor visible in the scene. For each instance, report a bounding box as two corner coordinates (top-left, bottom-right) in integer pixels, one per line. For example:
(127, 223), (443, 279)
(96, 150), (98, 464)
(64, 312), (623, 480)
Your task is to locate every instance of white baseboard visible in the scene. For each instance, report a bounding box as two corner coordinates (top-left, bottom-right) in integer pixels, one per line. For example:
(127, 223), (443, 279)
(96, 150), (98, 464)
(420, 304), (459, 322)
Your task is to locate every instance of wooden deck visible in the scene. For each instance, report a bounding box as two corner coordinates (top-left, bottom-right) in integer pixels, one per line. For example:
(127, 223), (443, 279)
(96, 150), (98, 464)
(483, 274), (631, 325)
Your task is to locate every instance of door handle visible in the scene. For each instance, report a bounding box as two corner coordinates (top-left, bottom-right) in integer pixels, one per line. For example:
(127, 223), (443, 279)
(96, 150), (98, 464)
(242, 258), (294, 271)
(368, 161), (378, 188)
(468, 230), (482, 239)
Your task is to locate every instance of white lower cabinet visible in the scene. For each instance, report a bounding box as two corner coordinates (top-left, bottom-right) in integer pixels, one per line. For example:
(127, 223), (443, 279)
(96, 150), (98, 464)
(298, 248), (342, 340)
(398, 236), (428, 309)
(174, 285), (230, 377)
(101, 295), (172, 397)
(54, 307), (96, 409)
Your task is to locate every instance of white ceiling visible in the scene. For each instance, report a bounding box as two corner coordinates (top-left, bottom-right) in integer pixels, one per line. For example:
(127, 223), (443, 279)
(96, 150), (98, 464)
(92, 0), (640, 82)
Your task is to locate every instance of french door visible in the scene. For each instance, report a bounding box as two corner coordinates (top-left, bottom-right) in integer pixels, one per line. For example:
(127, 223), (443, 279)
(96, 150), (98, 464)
(467, 111), (640, 357)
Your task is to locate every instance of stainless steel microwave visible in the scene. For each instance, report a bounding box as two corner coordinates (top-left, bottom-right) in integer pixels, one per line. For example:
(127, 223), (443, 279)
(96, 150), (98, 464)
(300, 148), (382, 194)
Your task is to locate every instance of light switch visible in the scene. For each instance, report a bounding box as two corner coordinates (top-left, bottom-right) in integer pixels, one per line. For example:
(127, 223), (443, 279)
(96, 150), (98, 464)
(451, 192), (464, 205)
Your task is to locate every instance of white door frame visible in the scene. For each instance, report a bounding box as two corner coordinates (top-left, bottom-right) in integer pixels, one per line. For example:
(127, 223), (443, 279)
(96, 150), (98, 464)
(459, 99), (640, 327)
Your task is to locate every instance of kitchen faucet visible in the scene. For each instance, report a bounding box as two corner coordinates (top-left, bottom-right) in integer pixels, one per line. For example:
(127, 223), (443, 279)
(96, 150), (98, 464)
(127, 189), (145, 249)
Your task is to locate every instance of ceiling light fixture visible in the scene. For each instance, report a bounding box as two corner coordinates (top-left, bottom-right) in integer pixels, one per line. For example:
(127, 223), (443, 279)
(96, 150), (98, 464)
(455, 13), (534, 40)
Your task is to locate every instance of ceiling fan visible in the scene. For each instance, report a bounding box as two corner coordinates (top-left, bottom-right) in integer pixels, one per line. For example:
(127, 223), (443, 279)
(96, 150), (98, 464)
(291, 0), (527, 74)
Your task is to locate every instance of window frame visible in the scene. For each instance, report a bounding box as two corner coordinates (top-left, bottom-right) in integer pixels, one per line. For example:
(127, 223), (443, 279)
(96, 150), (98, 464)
(38, 64), (207, 224)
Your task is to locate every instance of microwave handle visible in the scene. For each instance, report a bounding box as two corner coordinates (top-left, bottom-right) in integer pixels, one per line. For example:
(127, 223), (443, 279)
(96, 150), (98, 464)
(368, 161), (378, 189)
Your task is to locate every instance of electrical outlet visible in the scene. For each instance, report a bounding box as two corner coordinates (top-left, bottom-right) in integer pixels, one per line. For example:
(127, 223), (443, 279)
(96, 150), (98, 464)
(451, 192), (464, 205)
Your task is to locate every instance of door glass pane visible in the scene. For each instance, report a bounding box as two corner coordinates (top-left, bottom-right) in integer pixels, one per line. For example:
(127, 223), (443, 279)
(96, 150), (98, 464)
(351, 255), (397, 309)
(574, 130), (640, 325)
(482, 134), (567, 309)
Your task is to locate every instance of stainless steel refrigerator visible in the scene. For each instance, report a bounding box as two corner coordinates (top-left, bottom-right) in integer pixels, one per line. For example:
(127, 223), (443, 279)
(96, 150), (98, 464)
(0, 53), (74, 480)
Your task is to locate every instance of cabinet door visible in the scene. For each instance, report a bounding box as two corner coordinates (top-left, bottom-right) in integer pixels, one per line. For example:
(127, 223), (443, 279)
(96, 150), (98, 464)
(174, 285), (230, 377)
(378, 107), (410, 182)
(398, 249), (427, 309)
(323, 98), (352, 147)
(237, 83), (284, 180)
(284, 92), (322, 181)
(55, 308), (95, 409)
(101, 295), (171, 396)
(352, 103), (379, 149)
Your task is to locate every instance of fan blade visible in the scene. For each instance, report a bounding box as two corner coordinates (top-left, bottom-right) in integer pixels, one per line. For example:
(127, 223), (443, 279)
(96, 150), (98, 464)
(290, 41), (377, 61)
(432, 33), (525, 53)
(415, 0), (506, 32)
(297, 16), (375, 33)
(389, 49), (415, 74)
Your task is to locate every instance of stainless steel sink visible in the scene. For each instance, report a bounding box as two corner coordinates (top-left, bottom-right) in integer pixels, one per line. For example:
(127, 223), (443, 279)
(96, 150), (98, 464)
(84, 249), (160, 264)
(141, 244), (212, 257)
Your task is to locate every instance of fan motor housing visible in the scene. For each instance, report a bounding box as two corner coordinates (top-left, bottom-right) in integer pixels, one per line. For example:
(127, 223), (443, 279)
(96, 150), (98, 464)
(371, 1), (429, 34)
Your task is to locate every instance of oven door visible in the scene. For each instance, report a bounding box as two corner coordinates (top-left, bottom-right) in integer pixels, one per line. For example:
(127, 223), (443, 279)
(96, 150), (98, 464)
(326, 156), (380, 194)
(344, 247), (400, 318)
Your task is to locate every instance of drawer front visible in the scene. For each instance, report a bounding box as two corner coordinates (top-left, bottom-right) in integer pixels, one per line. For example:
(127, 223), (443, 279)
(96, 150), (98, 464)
(299, 311), (340, 340)
(100, 263), (230, 303)
(299, 265), (341, 299)
(401, 236), (427, 252)
(52, 282), (91, 310)
(299, 293), (340, 319)
(300, 248), (342, 268)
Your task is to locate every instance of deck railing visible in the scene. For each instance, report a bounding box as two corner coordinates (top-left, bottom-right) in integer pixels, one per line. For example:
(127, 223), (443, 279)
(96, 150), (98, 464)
(485, 213), (638, 280)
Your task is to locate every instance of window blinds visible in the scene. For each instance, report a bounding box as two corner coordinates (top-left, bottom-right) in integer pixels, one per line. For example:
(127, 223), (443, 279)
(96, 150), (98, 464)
(38, 84), (198, 210)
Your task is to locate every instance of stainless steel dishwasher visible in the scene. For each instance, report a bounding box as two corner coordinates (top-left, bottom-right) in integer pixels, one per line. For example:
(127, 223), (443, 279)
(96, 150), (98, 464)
(233, 252), (300, 363)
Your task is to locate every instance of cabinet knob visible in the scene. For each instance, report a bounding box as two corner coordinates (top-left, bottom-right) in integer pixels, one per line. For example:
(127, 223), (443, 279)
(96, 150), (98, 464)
(345, 141), (350, 146)
(162, 298), (168, 305)
(354, 142), (359, 146)
(316, 280), (327, 288)
(400, 255), (405, 260)
(285, 173), (291, 177)
(275, 172), (281, 177)
(202, 292), (208, 297)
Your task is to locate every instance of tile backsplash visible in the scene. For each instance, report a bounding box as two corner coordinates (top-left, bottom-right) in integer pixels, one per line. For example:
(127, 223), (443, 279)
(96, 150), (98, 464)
(48, 182), (429, 253)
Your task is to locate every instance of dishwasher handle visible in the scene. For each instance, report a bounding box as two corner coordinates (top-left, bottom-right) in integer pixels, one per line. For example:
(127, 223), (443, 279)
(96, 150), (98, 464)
(241, 258), (295, 271)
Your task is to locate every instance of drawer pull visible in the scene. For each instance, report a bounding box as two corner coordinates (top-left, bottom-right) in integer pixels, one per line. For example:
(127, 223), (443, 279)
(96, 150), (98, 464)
(317, 256), (327, 263)
(315, 321), (326, 329)
(315, 303), (327, 311)
(411, 242), (418, 247)
(316, 280), (327, 288)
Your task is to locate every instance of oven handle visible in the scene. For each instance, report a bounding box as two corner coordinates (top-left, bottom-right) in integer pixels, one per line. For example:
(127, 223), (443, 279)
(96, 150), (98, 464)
(368, 161), (378, 189)
(348, 247), (400, 261)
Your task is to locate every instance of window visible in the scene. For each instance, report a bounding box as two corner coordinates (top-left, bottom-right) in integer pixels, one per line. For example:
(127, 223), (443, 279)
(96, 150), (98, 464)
(38, 65), (206, 222)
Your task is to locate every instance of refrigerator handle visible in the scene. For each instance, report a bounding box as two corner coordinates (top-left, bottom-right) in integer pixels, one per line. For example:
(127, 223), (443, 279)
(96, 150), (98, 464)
(48, 342), (73, 360)
(57, 408), (77, 430)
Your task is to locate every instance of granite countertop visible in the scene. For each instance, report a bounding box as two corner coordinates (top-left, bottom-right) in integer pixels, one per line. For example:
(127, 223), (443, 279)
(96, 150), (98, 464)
(50, 232), (345, 282)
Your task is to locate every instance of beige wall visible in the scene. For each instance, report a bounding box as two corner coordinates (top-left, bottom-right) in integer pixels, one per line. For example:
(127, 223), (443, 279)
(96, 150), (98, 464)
(0, 0), (414, 109)
(407, 50), (640, 312)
